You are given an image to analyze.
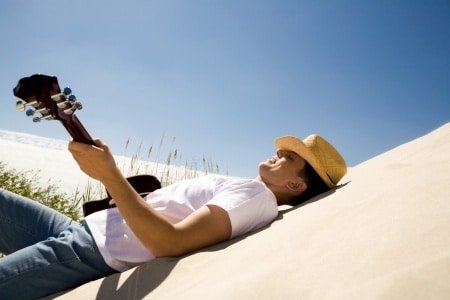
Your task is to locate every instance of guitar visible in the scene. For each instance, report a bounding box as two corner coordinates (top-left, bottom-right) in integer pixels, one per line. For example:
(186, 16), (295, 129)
(13, 74), (161, 217)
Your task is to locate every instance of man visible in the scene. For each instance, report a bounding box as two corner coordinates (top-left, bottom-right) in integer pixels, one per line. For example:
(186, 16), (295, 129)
(0, 134), (346, 299)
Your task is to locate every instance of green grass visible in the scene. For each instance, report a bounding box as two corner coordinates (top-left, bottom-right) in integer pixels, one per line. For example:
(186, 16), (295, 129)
(0, 161), (84, 222)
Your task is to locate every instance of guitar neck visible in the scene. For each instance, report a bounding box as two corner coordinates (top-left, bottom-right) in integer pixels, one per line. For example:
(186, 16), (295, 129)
(62, 114), (95, 145)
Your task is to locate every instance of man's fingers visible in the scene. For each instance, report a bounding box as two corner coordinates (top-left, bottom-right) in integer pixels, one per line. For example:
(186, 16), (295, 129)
(92, 139), (110, 152)
(68, 139), (107, 153)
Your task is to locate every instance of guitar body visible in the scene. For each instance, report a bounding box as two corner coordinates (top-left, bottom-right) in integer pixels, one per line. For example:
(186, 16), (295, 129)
(82, 175), (161, 216)
(13, 74), (162, 217)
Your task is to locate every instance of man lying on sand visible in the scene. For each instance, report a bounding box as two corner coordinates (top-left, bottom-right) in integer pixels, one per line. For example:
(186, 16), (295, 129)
(0, 134), (346, 299)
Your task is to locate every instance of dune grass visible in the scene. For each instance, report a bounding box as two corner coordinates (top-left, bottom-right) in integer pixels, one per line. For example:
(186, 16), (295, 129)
(119, 133), (223, 186)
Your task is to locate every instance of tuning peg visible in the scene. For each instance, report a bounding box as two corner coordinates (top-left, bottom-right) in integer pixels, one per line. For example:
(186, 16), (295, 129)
(63, 87), (72, 96)
(74, 102), (82, 109)
(28, 110), (54, 122)
(16, 101), (26, 112)
(24, 105), (52, 120)
(25, 108), (34, 116)
(16, 100), (38, 112)
(24, 109), (42, 122)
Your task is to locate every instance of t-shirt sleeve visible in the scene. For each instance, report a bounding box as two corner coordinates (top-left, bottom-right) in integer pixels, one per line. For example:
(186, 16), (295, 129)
(208, 183), (278, 239)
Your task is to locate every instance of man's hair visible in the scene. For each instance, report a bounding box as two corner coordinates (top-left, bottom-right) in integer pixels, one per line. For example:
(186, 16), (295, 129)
(291, 162), (330, 206)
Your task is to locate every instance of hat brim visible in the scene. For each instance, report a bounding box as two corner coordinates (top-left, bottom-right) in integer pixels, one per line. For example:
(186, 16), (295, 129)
(275, 136), (334, 188)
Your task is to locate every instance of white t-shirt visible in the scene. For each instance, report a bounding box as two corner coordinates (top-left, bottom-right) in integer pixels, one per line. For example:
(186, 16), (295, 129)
(85, 175), (278, 271)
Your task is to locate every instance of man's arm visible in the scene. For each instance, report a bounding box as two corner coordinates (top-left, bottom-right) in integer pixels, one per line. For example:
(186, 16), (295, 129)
(69, 139), (231, 257)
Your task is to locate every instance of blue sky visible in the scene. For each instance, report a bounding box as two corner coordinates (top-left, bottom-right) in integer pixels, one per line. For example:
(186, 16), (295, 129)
(1, 1), (449, 178)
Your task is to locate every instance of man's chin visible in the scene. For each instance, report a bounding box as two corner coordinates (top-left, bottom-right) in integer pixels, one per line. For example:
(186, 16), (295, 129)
(257, 163), (267, 176)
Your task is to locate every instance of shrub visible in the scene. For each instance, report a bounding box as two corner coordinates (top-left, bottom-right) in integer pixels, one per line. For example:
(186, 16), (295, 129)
(0, 161), (82, 222)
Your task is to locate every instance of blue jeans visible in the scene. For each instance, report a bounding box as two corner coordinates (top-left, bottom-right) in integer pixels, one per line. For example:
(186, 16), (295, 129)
(0, 189), (117, 300)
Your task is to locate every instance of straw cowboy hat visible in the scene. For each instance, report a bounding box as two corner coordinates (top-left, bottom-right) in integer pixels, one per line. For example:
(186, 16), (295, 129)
(275, 135), (347, 188)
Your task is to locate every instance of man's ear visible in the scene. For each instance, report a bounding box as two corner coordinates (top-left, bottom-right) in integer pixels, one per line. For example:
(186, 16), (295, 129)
(287, 178), (307, 194)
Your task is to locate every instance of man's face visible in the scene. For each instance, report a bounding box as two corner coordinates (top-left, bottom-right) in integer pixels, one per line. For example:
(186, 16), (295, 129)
(259, 150), (306, 187)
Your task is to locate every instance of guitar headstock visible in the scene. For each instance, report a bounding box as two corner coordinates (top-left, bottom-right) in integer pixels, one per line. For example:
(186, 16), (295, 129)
(14, 74), (82, 123)
(13, 74), (95, 144)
